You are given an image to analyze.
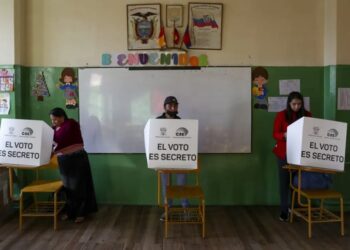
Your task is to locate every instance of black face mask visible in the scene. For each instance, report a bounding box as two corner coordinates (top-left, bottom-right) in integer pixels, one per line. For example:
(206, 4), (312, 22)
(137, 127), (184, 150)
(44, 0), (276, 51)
(166, 110), (178, 117)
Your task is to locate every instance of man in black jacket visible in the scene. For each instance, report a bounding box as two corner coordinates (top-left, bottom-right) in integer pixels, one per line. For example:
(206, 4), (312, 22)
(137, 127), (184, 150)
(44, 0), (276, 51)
(157, 96), (181, 119)
(157, 96), (189, 220)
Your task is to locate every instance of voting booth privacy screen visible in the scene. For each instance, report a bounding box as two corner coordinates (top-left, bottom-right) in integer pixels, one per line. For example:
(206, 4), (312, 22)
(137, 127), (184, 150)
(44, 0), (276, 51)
(144, 119), (198, 169)
(79, 67), (251, 153)
(287, 117), (347, 171)
(0, 119), (54, 167)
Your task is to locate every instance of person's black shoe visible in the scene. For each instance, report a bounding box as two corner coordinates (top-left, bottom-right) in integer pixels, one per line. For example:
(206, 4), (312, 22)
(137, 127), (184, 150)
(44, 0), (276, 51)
(254, 103), (260, 109)
(160, 212), (172, 221)
(160, 212), (166, 221)
(279, 212), (289, 222)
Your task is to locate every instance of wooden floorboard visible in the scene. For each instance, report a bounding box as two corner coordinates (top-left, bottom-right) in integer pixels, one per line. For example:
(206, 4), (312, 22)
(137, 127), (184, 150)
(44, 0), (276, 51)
(0, 205), (349, 250)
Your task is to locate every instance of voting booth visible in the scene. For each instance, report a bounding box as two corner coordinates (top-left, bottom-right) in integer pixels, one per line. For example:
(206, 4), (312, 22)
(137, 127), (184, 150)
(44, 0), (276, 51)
(287, 117), (347, 171)
(0, 119), (54, 167)
(144, 119), (198, 169)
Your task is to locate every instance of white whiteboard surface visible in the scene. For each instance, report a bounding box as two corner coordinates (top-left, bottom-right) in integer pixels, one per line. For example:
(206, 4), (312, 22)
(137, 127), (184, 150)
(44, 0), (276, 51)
(79, 67), (251, 153)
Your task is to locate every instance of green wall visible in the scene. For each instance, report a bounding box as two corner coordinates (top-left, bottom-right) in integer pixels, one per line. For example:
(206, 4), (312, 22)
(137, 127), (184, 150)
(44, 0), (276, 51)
(329, 65), (350, 202)
(3, 65), (349, 207)
(14, 66), (338, 204)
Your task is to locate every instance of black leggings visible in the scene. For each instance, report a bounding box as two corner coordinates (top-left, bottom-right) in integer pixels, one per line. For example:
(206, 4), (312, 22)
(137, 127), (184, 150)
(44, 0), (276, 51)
(277, 158), (289, 214)
(57, 150), (98, 218)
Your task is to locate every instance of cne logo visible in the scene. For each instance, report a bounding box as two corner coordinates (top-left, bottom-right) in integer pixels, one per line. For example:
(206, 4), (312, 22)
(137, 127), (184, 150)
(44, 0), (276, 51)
(160, 127), (167, 136)
(312, 126), (320, 135)
(8, 126), (15, 135)
(22, 127), (34, 136)
(176, 127), (189, 136)
(327, 129), (338, 138)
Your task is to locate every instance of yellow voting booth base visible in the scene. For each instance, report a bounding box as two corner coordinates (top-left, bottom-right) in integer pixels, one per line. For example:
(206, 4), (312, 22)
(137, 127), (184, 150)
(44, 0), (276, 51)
(6, 156), (65, 231)
(285, 165), (344, 238)
(157, 167), (205, 238)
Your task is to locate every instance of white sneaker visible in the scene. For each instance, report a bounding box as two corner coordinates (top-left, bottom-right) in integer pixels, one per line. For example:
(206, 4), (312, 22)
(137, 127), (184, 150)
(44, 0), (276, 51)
(279, 212), (289, 222)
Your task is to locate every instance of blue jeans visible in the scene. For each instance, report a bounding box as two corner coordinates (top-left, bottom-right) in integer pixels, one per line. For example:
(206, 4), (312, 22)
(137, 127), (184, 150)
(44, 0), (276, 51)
(161, 173), (189, 207)
(277, 158), (289, 214)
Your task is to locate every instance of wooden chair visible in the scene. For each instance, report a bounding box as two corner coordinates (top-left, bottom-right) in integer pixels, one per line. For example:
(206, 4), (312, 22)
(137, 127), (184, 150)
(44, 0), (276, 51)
(157, 168), (201, 206)
(157, 167), (205, 238)
(285, 164), (344, 238)
(7, 156), (65, 231)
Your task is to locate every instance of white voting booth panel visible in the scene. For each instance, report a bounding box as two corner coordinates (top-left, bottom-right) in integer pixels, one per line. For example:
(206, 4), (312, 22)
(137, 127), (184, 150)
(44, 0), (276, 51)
(0, 119), (54, 167)
(144, 119), (198, 169)
(287, 117), (347, 171)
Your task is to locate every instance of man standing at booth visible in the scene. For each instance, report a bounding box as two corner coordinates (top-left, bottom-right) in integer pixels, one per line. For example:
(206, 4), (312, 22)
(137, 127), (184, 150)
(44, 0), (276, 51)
(157, 96), (189, 220)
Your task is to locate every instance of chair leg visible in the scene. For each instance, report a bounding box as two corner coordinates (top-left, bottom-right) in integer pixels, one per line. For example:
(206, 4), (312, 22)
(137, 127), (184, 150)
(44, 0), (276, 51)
(320, 199), (324, 219)
(54, 192), (58, 231)
(157, 171), (161, 207)
(308, 199), (312, 238)
(19, 192), (23, 231)
(290, 190), (296, 223)
(165, 203), (168, 238)
(33, 193), (38, 213)
(202, 199), (205, 238)
(340, 197), (344, 236)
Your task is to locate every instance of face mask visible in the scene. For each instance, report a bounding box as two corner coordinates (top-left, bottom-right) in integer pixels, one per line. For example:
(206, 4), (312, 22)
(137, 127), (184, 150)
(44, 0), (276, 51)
(166, 110), (178, 117)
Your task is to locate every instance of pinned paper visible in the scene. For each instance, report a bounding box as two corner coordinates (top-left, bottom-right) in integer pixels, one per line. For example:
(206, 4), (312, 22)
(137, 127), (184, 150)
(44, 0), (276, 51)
(0, 93), (10, 115)
(279, 79), (300, 95)
(0, 69), (14, 92)
(268, 96), (310, 112)
(337, 88), (350, 110)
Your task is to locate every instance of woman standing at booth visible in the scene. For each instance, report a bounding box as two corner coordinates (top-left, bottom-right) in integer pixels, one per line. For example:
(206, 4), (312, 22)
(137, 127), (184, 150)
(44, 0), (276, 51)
(273, 92), (311, 221)
(50, 107), (97, 223)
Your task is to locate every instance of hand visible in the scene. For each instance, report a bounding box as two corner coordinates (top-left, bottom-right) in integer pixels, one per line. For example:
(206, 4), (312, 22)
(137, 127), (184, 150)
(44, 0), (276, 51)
(52, 141), (58, 151)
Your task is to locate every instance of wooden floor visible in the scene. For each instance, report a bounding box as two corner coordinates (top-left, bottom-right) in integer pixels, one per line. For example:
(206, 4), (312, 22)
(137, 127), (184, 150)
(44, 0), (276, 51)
(0, 205), (349, 249)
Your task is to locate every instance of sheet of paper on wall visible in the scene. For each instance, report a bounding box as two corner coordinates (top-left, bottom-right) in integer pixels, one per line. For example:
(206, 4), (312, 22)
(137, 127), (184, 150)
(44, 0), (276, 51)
(337, 88), (350, 110)
(279, 79), (300, 95)
(0, 93), (10, 115)
(268, 96), (310, 112)
(0, 69), (15, 92)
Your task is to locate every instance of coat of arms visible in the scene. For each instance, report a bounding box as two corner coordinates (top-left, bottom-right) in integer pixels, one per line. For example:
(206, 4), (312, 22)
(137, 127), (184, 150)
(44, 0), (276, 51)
(127, 4), (161, 50)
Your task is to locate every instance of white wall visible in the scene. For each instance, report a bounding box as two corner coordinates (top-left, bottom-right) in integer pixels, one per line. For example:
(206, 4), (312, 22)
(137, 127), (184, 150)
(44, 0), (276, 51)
(324, 0), (337, 66)
(14, 0), (27, 65)
(337, 0), (350, 64)
(22, 0), (325, 67)
(0, 0), (15, 65)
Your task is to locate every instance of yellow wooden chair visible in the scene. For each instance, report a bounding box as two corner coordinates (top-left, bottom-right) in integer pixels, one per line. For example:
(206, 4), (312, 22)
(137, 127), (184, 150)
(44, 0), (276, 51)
(12, 156), (65, 231)
(158, 167), (205, 238)
(285, 164), (344, 238)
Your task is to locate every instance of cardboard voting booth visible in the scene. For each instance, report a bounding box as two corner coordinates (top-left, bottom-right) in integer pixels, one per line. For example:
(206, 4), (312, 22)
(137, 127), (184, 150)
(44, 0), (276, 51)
(287, 117), (347, 171)
(144, 119), (198, 169)
(0, 119), (54, 167)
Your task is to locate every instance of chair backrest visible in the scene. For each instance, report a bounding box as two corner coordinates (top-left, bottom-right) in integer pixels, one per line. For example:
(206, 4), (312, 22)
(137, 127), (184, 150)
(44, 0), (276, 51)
(34, 156), (60, 180)
(8, 156), (60, 201)
(287, 164), (335, 190)
(157, 163), (201, 185)
(172, 164), (201, 185)
(39, 156), (59, 170)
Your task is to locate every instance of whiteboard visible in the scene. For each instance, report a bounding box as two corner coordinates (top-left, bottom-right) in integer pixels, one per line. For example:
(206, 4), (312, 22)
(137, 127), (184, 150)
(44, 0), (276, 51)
(79, 67), (251, 153)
